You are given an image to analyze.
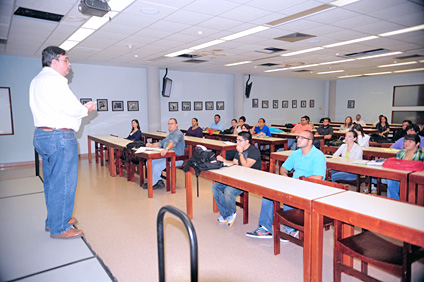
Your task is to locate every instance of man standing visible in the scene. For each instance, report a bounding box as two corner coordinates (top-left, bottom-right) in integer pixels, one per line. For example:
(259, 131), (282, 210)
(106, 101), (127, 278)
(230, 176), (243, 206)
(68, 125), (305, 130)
(391, 124), (424, 149)
(206, 114), (225, 132)
(315, 118), (333, 148)
(354, 114), (366, 126)
(246, 130), (326, 239)
(392, 120), (412, 141)
(30, 46), (96, 239)
(288, 116), (313, 149)
(144, 118), (185, 190)
(251, 118), (271, 137)
(212, 132), (261, 226)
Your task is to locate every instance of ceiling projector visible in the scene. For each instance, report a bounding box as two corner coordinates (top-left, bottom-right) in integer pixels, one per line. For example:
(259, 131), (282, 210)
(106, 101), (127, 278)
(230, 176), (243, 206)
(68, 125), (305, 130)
(78, 0), (111, 17)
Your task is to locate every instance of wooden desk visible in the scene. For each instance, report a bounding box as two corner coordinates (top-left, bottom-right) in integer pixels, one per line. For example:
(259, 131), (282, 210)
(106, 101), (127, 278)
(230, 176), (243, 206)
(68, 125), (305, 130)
(369, 141), (394, 148)
(184, 165), (344, 281)
(321, 145), (399, 160)
(213, 133), (288, 152)
(408, 170), (424, 206)
(271, 132), (325, 150)
(332, 129), (378, 138)
(311, 191), (424, 281)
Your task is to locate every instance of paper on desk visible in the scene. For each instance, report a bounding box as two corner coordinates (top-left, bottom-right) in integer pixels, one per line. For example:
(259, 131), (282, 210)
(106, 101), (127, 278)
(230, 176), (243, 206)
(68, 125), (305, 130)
(135, 147), (163, 153)
(223, 141), (235, 145)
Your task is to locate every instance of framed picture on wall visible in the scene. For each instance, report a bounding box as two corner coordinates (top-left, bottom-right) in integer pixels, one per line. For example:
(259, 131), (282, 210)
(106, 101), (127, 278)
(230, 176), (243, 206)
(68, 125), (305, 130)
(127, 101), (139, 111)
(206, 101), (214, 110)
(310, 99), (315, 108)
(262, 100), (269, 108)
(301, 100), (306, 108)
(216, 101), (224, 110)
(169, 102), (178, 111)
(347, 100), (355, 108)
(0, 87), (14, 135)
(182, 101), (191, 111)
(292, 100), (297, 108)
(282, 100), (288, 108)
(112, 101), (124, 111)
(273, 100), (278, 109)
(80, 98), (92, 105)
(194, 101), (203, 111)
(252, 98), (258, 108)
(97, 99), (108, 111)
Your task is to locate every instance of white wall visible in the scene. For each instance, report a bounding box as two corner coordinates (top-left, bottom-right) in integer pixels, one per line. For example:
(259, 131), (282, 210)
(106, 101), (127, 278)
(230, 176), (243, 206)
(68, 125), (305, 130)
(334, 73), (424, 123)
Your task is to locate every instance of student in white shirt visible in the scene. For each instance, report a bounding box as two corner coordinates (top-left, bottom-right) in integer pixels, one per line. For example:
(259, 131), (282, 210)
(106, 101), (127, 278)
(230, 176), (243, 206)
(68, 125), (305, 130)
(352, 124), (370, 147)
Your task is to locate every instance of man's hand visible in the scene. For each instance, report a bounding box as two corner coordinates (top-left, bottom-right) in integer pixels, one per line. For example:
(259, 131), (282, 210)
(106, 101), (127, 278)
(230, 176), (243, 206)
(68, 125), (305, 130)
(84, 101), (96, 113)
(216, 155), (225, 162)
(160, 149), (168, 156)
(146, 143), (152, 147)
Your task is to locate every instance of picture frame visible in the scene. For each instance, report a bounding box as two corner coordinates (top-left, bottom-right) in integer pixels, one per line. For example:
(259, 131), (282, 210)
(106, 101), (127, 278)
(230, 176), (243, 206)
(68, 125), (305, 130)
(205, 101), (214, 110)
(182, 101), (191, 111)
(301, 100), (306, 108)
(273, 100), (278, 109)
(347, 100), (355, 109)
(80, 98), (92, 105)
(97, 99), (108, 111)
(310, 99), (315, 108)
(252, 98), (258, 108)
(282, 100), (288, 108)
(194, 101), (203, 111)
(169, 102), (178, 111)
(262, 100), (269, 108)
(112, 101), (124, 111)
(127, 101), (139, 111)
(0, 87), (14, 135)
(216, 101), (224, 110)
(292, 100), (297, 108)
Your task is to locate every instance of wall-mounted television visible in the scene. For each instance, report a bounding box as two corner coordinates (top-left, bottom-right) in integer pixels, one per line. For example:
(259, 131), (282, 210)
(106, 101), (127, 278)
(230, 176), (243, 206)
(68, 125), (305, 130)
(162, 77), (172, 97)
(245, 75), (252, 98)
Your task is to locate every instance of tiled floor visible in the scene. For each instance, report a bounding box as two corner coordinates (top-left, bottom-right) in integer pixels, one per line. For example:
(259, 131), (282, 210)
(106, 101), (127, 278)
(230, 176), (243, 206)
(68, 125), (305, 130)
(1, 160), (423, 281)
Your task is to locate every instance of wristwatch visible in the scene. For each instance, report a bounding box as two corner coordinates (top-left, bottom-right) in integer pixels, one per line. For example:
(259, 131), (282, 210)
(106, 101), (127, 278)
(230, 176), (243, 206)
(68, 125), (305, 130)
(238, 152), (243, 156)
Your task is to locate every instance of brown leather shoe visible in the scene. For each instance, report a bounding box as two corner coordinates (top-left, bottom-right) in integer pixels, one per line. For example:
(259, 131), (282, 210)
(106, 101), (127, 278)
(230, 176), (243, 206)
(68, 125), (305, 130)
(50, 228), (84, 239)
(45, 217), (78, 232)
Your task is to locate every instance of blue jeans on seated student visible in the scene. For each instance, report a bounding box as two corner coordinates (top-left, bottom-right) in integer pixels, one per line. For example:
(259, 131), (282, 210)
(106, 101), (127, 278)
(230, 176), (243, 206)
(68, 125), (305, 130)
(287, 138), (297, 150)
(258, 198), (295, 234)
(212, 182), (243, 218)
(313, 140), (321, 149)
(386, 179), (400, 200)
(151, 158), (184, 185)
(331, 170), (357, 182)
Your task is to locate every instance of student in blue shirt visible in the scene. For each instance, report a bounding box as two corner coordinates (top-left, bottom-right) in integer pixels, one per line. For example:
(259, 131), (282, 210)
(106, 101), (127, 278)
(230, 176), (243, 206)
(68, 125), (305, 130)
(206, 114), (225, 132)
(391, 124), (424, 150)
(251, 118), (271, 137)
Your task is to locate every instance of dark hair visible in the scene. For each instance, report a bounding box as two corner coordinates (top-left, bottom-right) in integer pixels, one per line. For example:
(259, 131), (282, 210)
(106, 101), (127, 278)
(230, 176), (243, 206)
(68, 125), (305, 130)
(303, 130), (314, 141)
(131, 119), (140, 130)
(238, 131), (252, 144)
(239, 116), (246, 122)
(345, 116), (353, 127)
(169, 118), (178, 124)
(323, 118), (330, 122)
(347, 130), (358, 143)
(403, 120), (412, 125)
(406, 124), (419, 133)
(192, 117), (198, 123)
(241, 123), (250, 131)
(42, 46), (66, 67)
(215, 114), (221, 119)
(356, 114), (361, 118)
(232, 119), (237, 123)
(352, 123), (365, 137)
(379, 115), (388, 124)
(404, 134), (420, 144)
(259, 118), (266, 123)
(302, 115), (310, 121)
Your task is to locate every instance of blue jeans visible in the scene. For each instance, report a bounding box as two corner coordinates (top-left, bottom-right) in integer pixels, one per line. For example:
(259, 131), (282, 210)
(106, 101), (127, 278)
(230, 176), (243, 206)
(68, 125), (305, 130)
(151, 158), (184, 185)
(387, 180), (400, 200)
(258, 198), (294, 234)
(33, 128), (78, 236)
(212, 182), (243, 218)
(287, 138), (297, 150)
(331, 170), (357, 182)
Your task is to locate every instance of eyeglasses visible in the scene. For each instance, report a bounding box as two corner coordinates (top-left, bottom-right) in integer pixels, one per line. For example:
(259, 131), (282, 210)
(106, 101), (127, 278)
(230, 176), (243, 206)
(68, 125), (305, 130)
(236, 138), (245, 142)
(296, 136), (311, 141)
(56, 58), (70, 63)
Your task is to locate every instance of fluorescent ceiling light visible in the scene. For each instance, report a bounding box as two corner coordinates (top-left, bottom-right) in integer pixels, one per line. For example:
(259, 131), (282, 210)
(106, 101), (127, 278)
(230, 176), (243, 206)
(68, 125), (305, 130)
(191, 40), (224, 50)
(68, 28), (95, 42)
(363, 71), (392, 76)
(394, 68), (424, 73)
(419, 60), (424, 63)
(225, 61), (252, 67)
(108, 0), (136, 12)
(319, 59), (355, 65)
(323, 36), (378, 48)
(82, 15), (109, 30)
(379, 24), (424, 37)
(220, 26), (269, 41)
(357, 51), (402, 60)
(59, 40), (80, 51)
(378, 61), (417, 68)
(164, 49), (194, 57)
(265, 4), (334, 27)
(281, 47), (324, 57)
(338, 74), (363, 78)
(290, 64), (319, 69)
(317, 70), (344, 74)
(264, 68), (290, 72)
(330, 0), (360, 7)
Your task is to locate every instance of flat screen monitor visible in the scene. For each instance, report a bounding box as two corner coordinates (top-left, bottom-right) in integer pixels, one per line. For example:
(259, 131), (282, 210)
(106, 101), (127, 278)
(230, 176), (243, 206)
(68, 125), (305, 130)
(162, 77), (172, 97)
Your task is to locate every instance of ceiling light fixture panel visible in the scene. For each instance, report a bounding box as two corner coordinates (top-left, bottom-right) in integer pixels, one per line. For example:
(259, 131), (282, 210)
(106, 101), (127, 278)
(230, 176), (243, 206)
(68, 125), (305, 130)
(281, 47), (324, 56)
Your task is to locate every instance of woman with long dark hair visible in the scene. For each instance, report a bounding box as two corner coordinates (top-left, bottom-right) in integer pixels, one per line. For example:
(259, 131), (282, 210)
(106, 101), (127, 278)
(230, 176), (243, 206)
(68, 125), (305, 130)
(352, 123), (370, 147)
(127, 119), (142, 141)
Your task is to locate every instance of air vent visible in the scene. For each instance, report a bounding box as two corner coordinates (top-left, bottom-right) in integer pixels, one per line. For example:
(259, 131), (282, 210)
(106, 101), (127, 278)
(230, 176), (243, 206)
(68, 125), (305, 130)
(341, 48), (389, 58)
(395, 54), (423, 60)
(178, 54), (200, 58)
(274, 33), (315, 42)
(183, 59), (207, 63)
(255, 47), (286, 54)
(0, 38), (7, 44)
(14, 7), (64, 22)
(293, 69), (311, 73)
(258, 63), (279, 67)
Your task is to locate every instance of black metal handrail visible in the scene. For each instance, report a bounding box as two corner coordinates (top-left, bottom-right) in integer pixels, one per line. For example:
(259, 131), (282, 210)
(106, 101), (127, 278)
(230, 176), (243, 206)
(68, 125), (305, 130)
(157, 205), (198, 282)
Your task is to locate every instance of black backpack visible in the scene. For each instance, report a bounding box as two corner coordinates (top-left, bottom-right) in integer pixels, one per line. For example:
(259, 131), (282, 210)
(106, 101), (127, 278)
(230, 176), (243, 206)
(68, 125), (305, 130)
(122, 141), (146, 163)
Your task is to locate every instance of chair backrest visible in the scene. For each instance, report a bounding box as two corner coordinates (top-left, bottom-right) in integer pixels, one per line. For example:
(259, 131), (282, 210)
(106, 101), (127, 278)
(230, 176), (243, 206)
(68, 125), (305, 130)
(299, 176), (349, 190)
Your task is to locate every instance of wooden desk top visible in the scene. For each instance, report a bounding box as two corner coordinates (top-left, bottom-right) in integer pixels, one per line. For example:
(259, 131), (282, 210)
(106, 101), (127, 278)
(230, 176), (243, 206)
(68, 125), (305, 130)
(88, 134), (132, 148)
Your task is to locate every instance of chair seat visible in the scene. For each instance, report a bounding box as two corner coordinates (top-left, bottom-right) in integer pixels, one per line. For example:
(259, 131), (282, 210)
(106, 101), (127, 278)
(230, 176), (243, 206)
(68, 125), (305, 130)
(276, 208), (333, 231)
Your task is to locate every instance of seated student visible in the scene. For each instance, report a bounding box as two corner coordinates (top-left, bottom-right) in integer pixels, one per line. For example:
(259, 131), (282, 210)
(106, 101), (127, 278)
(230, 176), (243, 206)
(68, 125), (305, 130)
(375, 115), (390, 138)
(354, 114), (366, 126)
(352, 123), (370, 147)
(246, 130), (326, 239)
(223, 119), (238, 134)
(235, 116), (246, 133)
(339, 116), (353, 131)
(212, 131), (261, 226)
(386, 134), (424, 200)
(331, 131), (363, 183)
(392, 120), (412, 141)
(373, 114), (384, 127)
(206, 114), (225, 132)
(250, 118), (271, 137)
(391, 124), (424, 149)
(288, 116), (313, 149)
(226, 123), (251, 160)
(186, 118), (203, 138)
(127, 119), (142, 141)
(241, 123), (250, 132)
(315, 117), (333, 148)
